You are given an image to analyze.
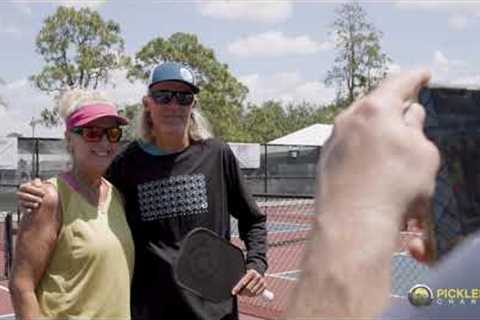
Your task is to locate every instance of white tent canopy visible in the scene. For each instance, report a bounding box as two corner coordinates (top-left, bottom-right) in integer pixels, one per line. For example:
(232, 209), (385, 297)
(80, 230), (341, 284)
(268, 123), (333, 146)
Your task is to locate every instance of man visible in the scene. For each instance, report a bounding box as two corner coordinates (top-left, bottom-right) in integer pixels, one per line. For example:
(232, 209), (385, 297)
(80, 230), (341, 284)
(285, 69), (480, 319)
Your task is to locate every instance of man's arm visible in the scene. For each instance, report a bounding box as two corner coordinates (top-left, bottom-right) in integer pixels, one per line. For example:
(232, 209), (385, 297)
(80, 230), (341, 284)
(286, 69), (439, 319)
(10, 183), (61, 320)
(223, 143), (268, 297)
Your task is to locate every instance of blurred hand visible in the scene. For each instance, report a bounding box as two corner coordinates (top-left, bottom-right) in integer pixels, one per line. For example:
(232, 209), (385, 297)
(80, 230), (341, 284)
(404, 217), (436, 264)
(317, 69), (440, 223)
(232, 269), (266, 297)
(16, 178), (45, 213)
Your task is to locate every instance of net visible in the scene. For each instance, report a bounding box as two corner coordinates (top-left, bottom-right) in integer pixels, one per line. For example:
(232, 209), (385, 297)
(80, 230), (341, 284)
(232, 195), (431, 319)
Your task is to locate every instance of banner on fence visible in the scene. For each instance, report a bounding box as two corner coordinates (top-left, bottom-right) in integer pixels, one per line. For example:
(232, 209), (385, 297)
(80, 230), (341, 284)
(228, 143), (261, 169)
(0, 138), (17, 170)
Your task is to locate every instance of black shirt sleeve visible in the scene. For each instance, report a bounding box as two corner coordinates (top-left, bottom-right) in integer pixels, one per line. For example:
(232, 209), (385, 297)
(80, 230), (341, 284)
(223, 143), (268, 274)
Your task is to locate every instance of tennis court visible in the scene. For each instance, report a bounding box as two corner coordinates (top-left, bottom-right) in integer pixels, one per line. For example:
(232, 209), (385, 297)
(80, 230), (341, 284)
(232, 196), (431, 319)
(0, 195), (431, 319)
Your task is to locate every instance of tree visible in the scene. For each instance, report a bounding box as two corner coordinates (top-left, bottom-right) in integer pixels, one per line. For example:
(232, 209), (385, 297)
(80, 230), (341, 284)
(118, 102), (141, 141)
(325, 2), (391, 105)
(241, 101), (342, 143)
(242, 101), (289, 143)
(31, 6), (127, 125)
(128, 32), (249, 141)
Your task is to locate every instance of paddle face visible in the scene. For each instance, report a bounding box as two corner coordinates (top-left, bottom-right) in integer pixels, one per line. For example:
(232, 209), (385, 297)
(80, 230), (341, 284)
(175, 228), (246, 302)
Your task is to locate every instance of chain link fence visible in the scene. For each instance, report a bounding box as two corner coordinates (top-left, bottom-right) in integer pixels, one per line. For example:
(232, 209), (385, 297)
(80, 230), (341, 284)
(231, 195), (432, 319)
(242, 144), (320, 196)
(1, 137), (478, 318)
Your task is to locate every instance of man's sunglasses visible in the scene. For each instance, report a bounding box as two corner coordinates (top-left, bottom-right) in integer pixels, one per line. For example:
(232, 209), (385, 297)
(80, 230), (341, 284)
(150, 90), (195, 106)
(70, 127), (123, 143)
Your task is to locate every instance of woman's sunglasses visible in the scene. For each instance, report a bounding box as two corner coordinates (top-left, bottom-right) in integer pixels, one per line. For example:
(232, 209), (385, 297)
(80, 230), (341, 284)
(150, 90), (195, 106)
(70, 127), (123, 143)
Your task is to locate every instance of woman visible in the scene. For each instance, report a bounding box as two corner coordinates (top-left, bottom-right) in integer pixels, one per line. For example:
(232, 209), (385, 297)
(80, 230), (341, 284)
(18, 62), (268, 320)
(11, 90), (134, 319)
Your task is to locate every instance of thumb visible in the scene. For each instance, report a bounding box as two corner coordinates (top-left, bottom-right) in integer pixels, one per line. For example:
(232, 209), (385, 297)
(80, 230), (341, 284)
(33, 178), (43, 187)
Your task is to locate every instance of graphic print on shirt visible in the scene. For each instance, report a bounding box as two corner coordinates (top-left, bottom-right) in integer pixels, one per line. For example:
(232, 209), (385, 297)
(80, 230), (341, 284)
(137, 174), (208, 221)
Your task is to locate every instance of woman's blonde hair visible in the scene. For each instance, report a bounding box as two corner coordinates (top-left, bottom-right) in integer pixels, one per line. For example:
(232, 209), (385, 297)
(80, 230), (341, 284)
(136, 100), (213, 142)
(57, 88), (114, 122)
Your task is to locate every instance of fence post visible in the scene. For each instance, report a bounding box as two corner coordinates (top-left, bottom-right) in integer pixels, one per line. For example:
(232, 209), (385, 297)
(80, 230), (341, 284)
(34, 138), (40, 178)
(264, 144), (268, 193)
(4, 212), (12, 279)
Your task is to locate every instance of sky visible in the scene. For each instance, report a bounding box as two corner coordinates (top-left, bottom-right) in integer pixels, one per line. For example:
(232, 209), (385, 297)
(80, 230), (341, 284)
(0, 0), (479, 138)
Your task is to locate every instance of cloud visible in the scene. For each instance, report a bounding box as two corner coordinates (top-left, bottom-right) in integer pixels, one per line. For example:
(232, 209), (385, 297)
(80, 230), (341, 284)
(102, 69), (146, 106)
(426, 50), (480, 86)
(0, 69), (145, 138)
(432, 50), (467, 74)
(197, 0), (292, 24)
(395, 1), (480, 12)
(382, 51), (479, 87)
(386, 63), (402, 74)
(239, 71), (335, 106)
(11, 2), (33, 15)
(394, 1), (480, 30)
(0, 26), (21, 35)
(0, 17), (21, 36)
(0, 79), (58, 138)
(51, 0), (108, 10)
(227, 31), (333, 58)
(448, 14), (469, 31)
(433, 50), (449, 72)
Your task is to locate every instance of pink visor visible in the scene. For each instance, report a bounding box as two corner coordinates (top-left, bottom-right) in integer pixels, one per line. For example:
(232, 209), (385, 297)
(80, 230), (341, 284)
(66, 103), (129, 130)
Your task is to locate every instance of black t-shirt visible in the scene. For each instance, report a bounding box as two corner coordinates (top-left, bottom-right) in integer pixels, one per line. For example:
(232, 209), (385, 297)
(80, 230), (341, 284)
(106, 139), (268, 320)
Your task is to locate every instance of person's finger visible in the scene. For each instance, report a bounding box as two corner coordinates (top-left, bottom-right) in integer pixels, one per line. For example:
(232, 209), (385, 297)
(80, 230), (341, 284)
(17, 191), (44, 206)
(376, 68), (431, 102)
(245, 275), (261, 292)
(232, 273), (253, 295)
(404, 102), (426, 130)
(32, 178), (43, 187)
(407, 236), (429, 263)
(250, 279), (266, 295)
(18, 184), (45, 198)
(22, 207), (32, 214)
(406, 217), (424, 232)
(19, 199), (40, 209)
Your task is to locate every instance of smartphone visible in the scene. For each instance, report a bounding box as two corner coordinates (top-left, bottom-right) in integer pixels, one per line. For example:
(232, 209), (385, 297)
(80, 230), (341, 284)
(420, 85), (480, 259)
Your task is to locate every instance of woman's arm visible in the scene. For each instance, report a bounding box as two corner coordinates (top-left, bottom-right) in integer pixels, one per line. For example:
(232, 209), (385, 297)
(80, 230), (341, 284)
(10, 183), (61, 320)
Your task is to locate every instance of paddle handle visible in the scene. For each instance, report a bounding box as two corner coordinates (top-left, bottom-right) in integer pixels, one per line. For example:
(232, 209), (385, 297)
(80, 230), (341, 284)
(261, 289), (274, 301)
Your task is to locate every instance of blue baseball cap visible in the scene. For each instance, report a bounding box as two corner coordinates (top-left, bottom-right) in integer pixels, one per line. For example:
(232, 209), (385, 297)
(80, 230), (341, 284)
(148, 62), (199, 93)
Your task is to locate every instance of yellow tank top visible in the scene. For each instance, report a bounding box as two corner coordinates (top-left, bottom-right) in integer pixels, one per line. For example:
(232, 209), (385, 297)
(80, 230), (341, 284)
(36, 176), (135, 319)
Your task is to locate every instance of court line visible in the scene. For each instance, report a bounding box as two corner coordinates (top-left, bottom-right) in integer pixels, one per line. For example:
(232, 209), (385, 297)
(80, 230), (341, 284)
(231, 221), (312, 238)
(267, 269), (302, 281)
(231, 228), (311, 238)
(0, 314), (14, 319)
